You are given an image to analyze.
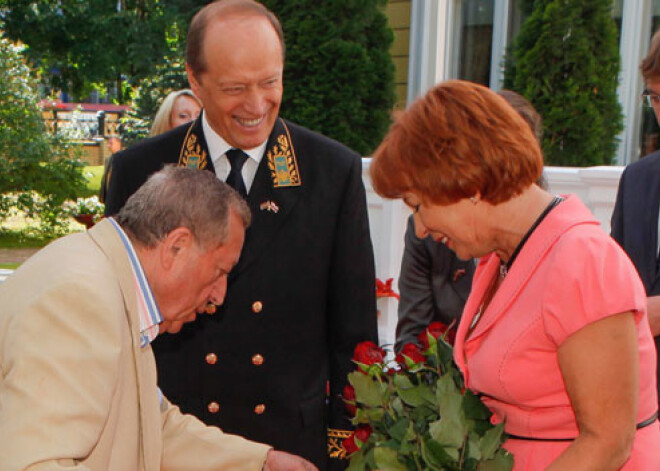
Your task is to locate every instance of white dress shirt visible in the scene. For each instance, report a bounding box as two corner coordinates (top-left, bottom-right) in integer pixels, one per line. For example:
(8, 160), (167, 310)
(202, 112), (266, 194)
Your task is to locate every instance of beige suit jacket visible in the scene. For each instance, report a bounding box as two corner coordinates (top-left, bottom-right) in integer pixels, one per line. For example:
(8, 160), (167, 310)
(0, 219), (271, 470)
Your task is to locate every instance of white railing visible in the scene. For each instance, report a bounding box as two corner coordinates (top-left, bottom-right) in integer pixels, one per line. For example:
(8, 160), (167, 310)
(362, 159), (625, 346)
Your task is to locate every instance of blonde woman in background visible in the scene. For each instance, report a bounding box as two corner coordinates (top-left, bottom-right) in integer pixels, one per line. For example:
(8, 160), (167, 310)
(100, 90), (202, 203)
(149, 89), (202, 136)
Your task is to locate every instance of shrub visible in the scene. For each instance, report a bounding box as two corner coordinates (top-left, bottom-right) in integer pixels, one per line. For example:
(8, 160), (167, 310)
(0, 29), (86, 235)
(265, 0), (396, 156)
(504, 0), (623, 166)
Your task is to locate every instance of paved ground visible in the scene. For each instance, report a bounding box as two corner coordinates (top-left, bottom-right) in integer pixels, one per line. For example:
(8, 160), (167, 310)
(0, 248), (40, 264)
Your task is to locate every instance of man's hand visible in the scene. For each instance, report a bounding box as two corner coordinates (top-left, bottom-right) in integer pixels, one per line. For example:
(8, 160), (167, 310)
(647, 295), (660, 336)
(263, 450), (318, 471)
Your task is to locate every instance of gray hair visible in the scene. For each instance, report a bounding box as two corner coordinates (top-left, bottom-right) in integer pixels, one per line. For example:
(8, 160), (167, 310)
(116, 166), (251, 249)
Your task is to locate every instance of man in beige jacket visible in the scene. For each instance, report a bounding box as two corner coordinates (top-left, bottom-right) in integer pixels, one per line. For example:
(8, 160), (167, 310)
(0, 167), (315, 471)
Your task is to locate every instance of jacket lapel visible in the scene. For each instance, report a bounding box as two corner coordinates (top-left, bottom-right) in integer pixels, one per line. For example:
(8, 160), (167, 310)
(177, 116), (215, 174)
(231, 119), (302, 278)
(466, 196), (598, 342)
(646, 174), (660, 289)
(87, 219), (161, 469)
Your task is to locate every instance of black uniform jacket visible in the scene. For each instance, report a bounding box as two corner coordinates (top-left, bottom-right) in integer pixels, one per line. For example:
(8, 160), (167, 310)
(105, 116), (378, 469)
(611, 150), (660, 409)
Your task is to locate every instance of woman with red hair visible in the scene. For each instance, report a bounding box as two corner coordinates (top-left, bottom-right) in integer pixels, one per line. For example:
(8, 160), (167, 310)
(371, 80), (660, 469)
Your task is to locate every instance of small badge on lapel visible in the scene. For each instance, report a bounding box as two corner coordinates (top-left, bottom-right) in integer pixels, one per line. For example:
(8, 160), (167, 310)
(266, 128), (301, 188)
(452, 268), (467, 283)
(259, 200), (280, 213)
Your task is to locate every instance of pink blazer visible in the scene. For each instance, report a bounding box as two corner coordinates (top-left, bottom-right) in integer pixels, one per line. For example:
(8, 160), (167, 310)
(454, 195), (660, 470)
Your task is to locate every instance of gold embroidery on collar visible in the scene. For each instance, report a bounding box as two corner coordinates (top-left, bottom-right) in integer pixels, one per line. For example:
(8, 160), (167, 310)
(327, 428), (351, 460)
(178, 123), (208, 169)
(266, 121), (301, 187)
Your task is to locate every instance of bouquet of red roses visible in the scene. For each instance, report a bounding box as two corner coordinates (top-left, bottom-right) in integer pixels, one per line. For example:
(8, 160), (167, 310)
(342, 322), (513, 471)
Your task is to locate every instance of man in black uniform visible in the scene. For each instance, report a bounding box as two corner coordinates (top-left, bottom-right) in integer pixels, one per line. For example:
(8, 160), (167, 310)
(104, 1), (378, 469)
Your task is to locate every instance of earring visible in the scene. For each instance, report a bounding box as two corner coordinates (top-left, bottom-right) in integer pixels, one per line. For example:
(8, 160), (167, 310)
(470, 196), (478, 204)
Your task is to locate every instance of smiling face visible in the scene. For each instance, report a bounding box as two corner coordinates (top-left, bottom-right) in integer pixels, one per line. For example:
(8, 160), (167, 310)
(403, 193), (486, 261)
(188, 14), (283, 150)
(170, 95), (202, 130)
(157, 211), (245, 334)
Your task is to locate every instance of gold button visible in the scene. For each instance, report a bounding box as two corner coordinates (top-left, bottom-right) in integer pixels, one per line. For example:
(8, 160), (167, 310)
(207, 402), (220, 414)
(205, 353), (218, 365)
(252, 301), (263, 313)
(252, 354), (264, 366)
(254, 404), (266, 415)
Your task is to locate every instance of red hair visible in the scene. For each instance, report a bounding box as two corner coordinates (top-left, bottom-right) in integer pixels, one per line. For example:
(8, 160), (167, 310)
(370, 80), (543, 205)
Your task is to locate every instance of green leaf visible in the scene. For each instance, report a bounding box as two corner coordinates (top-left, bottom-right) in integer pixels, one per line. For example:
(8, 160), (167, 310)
(429, 417), (466, 449)
(346, 449), (366, 471)
(479, 448), (515, 471)
(462, 389), (491, 421)
(479, 422), (506, 460)
(391, 396), (406, 416)
(373, 446), (408, 471)
(387, 418), (410, 442)
(436, 375), (464, 425)
(466, 432), (482, 461)
(349, 371), (383, 407)
(392, 373), (414, 389)
(421, 438), (459, 471)
(393, 372), (436, 408)
(363, 407), (385, 422)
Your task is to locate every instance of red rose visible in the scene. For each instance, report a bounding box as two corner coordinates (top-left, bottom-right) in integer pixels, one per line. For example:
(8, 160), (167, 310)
(396, 342), (425, 366)
(343, 425), (373, 455)
(418, 321), (456, 348)
(353, 341), (385, 366)
(344, 433), (358, 455)
(342, 384), (357, 417)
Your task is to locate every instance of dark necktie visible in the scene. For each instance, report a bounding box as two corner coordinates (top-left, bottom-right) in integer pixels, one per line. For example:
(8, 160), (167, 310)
(225, 148), (249, 198)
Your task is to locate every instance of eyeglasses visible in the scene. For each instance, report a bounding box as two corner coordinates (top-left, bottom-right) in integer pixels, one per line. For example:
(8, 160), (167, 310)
(642, 89), (660, 107)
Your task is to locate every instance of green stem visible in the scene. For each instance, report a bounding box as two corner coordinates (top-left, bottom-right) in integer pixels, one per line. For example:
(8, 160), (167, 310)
(414, 440), (423, 471)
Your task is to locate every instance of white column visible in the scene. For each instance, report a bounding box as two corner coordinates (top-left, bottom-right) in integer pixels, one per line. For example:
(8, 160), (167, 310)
(407, 0), (451, 103)
(490, 0), (510, 90)
(362, 158), (410, 346)
(615, 0), (652, 165)
(577, 166), (625, 233)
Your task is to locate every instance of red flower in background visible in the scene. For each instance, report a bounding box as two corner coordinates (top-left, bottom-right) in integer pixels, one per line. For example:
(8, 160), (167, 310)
(376, 277), (400, 300)
(343, 425), (373, 455)
(343, 384), (357, 417)
(396, 342), (425, 366)
(353, 341), (385, 367)
(418, 321), (456, 348)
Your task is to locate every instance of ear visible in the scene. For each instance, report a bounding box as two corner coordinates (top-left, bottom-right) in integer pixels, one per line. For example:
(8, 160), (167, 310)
(187, 63), (201, 98)
(159, 226), (195, 270)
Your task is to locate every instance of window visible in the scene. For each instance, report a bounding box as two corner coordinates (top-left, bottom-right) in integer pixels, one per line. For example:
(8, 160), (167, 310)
(455, 0), (494, 85)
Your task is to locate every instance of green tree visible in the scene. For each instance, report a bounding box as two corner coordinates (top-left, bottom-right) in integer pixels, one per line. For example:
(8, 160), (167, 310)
(0, 30), (85, 235)
(123, 0), (396, 156)
(265, 0), (396, 155)
(504, 0), (622, 166)
(119, 23), (190, 146)
(0, 0), (195, 101)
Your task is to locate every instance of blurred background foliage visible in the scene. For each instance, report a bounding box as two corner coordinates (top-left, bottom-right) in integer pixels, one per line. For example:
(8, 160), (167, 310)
(0, 30), (86, 235)
(504, 0), (622, 166)
(1, 0), (396, 156)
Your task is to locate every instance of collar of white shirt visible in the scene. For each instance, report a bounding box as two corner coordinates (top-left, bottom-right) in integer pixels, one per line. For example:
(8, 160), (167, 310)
(201, 111), (267, 193)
